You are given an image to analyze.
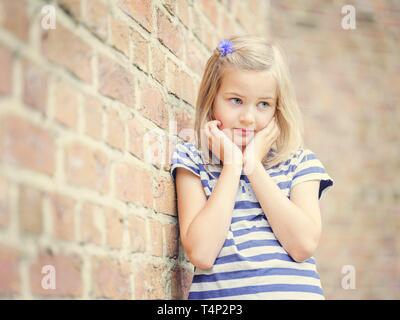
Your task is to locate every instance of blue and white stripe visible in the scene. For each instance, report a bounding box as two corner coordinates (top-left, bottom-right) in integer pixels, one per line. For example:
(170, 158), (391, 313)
(170, 142), (334, 300)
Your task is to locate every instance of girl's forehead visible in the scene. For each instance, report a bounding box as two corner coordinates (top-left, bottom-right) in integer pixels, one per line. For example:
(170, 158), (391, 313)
(220, 68), (277, 97)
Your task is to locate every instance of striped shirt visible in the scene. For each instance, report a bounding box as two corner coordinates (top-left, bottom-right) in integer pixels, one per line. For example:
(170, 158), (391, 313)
(170, 142), (334, 300)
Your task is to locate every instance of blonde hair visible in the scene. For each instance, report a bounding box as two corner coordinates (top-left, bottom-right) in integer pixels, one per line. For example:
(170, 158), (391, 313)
(194, 35), (304, 169)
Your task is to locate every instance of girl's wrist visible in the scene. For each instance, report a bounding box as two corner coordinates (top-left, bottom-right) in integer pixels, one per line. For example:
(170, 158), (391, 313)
(243, 158), (262, 176)
(222, 161), (243, 176)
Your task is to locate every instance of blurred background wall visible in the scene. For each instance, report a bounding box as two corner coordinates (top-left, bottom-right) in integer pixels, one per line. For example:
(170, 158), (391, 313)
(0, 0), (398, 299)
(268, 0), (399, 299)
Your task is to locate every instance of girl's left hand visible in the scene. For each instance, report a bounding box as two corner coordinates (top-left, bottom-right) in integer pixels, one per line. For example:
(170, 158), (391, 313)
(242, 116), (280, 175)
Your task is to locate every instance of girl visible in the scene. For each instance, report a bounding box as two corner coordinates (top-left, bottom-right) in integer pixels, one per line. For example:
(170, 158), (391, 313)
(170, 35), (334, 300)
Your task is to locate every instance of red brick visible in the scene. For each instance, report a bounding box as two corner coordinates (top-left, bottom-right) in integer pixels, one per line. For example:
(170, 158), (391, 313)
(191, 7), (203, 40)
(131, 29), (149, 73)
(80, 202), (103, 245)
(235, 2), (255, 32)
(58, 0), (81, 20)
(64, 142), (110, 194)
(154, 175), (176, 216)
(105, 107), (125, 151)
(114, 162), (153, 208)
(163, 223), (179, 258)
(0, 45), (12, 95)
(148, 218), (163, 257)
(19, 185), (43, 235)
(150, 44), (165, 85)
(48, 193), (76, 241)
(0, 0), (29, 41)
(156, 9), (184, 59)
(138, 81), (168, 129)
(202, 24), (217, 52)
(22, 60), (48, 114)
(186, 39), (206, 77)
(164, 135), (174, 171)
(166, 58), (179, 96)
(173, 108), (195, 143)
(0, 115), (55, 175)
(143, 129), (169, 169)
(127, 215), (146, 253)
(171, 265), (193, 299)
(0, 246), (20, 295)
(110, 18), (130, 57)
(200, 0), (219, 27)
(105, 207), (124, 249)
(117, 0), (153, 32)
(30, 253), (82, 297)
(83, 0), (109, 41)
(177, 0), (189, 27)
(221, 12), (235, 39)
(127, 116), (146, 160)
(92, 256), (131, 299)
(83, 95), (103, 141)
(134, 262), (167, 299)
(179, 70), (196, 106)
(42, 23), (92, 83)
(0, 177), (10, 229)
(163, 0), (176, 15)
(53, 79), (79, 129)
(98, 55), (135, 108)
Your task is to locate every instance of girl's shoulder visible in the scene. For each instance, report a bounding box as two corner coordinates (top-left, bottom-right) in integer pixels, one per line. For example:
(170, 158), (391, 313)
(268, 147), (311, 169)
(172, 141), (202, 161)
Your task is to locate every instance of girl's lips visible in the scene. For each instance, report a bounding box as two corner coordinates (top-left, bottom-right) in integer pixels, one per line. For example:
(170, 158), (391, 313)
(234, 128), (254, 136)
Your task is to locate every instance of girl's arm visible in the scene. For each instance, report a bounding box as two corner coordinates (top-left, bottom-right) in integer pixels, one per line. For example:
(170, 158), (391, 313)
(247, 162), (322, 263)
(176, 163), (242, 270)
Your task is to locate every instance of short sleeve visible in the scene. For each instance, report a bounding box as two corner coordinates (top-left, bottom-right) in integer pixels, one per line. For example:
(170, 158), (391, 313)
(291, 149), (334, 200)
(170, 142), (201, 182)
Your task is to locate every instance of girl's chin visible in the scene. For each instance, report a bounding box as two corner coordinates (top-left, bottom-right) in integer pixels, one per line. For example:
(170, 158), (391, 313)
(232, 135), (251, 145)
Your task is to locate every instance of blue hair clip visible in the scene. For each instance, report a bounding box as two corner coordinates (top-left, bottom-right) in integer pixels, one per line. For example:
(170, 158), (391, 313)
(217, 39), (234, 57)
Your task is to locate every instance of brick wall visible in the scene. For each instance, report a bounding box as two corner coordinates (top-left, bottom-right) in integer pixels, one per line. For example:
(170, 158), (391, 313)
(269, 0), (400, 299)
(0, 0), (268, 299)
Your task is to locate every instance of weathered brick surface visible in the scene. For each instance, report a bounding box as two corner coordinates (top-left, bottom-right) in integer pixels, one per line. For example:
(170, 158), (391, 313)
(91, 256), (131, 299)
(30, 253), (83, 297)
(0, 45), (13, 96)
(127, 214), (146, 253)
(19, 185), (43, 235)
(0, 115), (55, 175)
(98, 54), (135, 108)
(42, 23), (93, 83)
(22, 59), (48, 115)
(0, 246), (20, 296)
(64, 142), (110, 194)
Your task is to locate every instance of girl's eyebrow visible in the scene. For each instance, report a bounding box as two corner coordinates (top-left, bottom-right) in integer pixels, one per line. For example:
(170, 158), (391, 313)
(224, 92), (274, 100)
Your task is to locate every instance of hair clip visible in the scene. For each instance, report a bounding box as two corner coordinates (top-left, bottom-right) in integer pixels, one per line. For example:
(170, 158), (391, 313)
(217, 39), (234, 57)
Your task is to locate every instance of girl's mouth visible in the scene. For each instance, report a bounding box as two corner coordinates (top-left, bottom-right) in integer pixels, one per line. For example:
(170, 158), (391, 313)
(234, 128), (254, 136)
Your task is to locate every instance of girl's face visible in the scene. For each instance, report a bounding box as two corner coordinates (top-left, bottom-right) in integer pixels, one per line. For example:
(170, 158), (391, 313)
(212, 66), (278, 151)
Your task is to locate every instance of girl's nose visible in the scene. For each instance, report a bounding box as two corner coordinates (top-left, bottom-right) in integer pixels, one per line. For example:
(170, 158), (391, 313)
(239, 108), (256, 125)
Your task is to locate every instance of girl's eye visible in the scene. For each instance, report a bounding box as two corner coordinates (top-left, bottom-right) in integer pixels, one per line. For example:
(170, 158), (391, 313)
(229, 98), (270, 109)
(229, 98), (242, 105)
(258, 102), (270, 109)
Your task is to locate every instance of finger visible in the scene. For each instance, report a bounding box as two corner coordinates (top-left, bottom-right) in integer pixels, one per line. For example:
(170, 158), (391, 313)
(210, 122), (221, 136)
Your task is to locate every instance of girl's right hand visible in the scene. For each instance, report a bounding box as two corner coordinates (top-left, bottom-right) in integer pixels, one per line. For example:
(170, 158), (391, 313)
(204, 120), (243, 168)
